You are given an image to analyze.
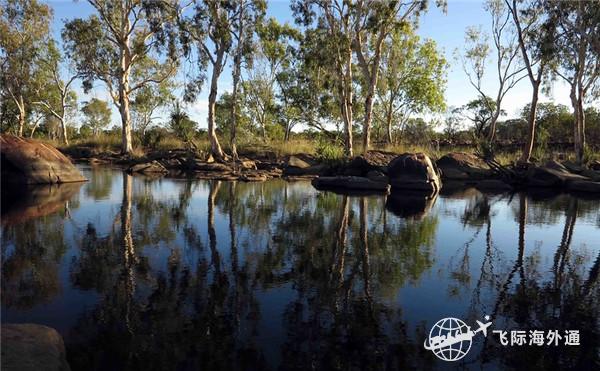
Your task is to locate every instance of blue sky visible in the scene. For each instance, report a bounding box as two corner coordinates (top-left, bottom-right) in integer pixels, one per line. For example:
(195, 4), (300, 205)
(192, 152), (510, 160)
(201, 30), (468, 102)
(45, 0), (575, 129)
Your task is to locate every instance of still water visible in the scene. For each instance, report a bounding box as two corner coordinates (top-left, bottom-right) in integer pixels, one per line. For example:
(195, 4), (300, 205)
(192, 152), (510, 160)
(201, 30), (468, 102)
(1, 166), (599, 370)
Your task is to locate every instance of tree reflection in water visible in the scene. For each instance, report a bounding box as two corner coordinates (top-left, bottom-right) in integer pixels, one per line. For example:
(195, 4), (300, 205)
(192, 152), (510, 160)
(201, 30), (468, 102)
(1, 171), (599, 370)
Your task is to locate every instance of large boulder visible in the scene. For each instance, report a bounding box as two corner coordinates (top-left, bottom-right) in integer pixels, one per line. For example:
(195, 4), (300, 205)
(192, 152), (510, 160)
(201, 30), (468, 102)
(1, 323), (70, 371)
(387, 153), (441, 193)
(526, 161), (589, 187)
(436, 152), (492, 180)
(343, 150), (397, 176)
(1, 135), (86, 185)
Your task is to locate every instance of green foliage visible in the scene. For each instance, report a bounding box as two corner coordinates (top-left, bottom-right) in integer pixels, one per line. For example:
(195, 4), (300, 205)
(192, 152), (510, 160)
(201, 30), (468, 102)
(0, 0), (53, 134)
(168, 103), (197, 143)
(314, 138), (345, 165)
(81, 98), (111, 136)
(142, 127), (167, 149)
(374, 26), (447, 143)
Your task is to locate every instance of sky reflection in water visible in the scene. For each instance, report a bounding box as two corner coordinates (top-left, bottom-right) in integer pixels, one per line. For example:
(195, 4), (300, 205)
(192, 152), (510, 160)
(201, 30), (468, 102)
(2, 166), (599, 370)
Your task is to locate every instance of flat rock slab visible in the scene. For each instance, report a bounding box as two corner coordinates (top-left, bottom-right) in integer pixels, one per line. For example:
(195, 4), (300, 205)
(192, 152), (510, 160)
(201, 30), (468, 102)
(1, 135), (86, 184)
(526, 165), (589, 187)
(312, 176), (390, 193)
(1, 323), (70, 371)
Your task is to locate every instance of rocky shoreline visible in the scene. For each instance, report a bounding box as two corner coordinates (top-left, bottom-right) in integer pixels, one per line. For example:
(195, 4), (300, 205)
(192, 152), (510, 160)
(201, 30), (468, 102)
(2, 135), (600, 195)
(64, 145), (600, 195)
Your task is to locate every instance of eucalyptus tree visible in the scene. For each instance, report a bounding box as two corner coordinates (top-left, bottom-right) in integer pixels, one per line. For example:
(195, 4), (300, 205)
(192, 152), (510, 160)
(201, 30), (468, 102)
(62, 0), (179, 154)
(32, 41), (79, 145)
(0, 0), (52, 136)
(229, 0), (266, 160)
(547, 0), (600, 163)
(178, 0), (265, 161)
(292, 0), (356, 156)
(459, 0), (526, 146)
(243, 18), (300, 142)
(131, 79), (175, 138)
(351, 0), (443, 153)
(81, 98), (112, 137)
(375, 26), (446, 144)
(505, 0), (554, 164)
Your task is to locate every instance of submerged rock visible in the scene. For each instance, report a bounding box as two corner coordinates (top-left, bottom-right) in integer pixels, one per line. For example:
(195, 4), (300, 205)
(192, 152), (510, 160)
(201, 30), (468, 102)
(1, 323), (70, 371)
(436, 152), (491, 181)
(388, 153), (441, 193)
(1, 135), (86, 185)
(312, 176), (390, 193)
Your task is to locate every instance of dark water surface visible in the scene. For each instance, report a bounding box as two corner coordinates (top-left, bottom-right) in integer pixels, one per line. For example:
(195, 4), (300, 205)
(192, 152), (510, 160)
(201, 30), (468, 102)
(2, 166), (599, 370)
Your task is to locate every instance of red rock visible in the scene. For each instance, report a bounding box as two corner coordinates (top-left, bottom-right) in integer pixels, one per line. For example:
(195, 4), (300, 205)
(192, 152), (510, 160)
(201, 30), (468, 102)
(1, 135), (86, 185)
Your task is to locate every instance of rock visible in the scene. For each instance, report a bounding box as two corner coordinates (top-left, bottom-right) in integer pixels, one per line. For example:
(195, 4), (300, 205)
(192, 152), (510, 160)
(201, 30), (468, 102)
(239, 173), (268, 182)
(256, 161), (281, 171)
(128, 160), (168, 174)
(238, 159), (257, 170)
(287, 155), (312, 169)
(562, 160), (584, 174)
(1, 323), (70, 371)
(436, 152), (492, 181)
(366, 170), (389, 184)
(193, 161), (232, 172)
(284, 175), (319, 181)
(388, 153), (441, 193)
(545, 160), (569, 172)
(1, 135), (87, 185)
(526, 164), (588, 187)
(475, 179), (513, 191)
(580, 169), (600, 181)
(590, 160), (600, 171)
(567, 180), (600, 193)
(343, 150), (396, 176)
(284, 154), (326, 176)
(312, 176), (390, 192)
(284, 161), (327, 176)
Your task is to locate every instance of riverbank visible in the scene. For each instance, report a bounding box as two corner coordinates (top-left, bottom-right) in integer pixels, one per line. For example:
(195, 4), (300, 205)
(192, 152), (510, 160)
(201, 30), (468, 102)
(60, 143), (600, 194)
